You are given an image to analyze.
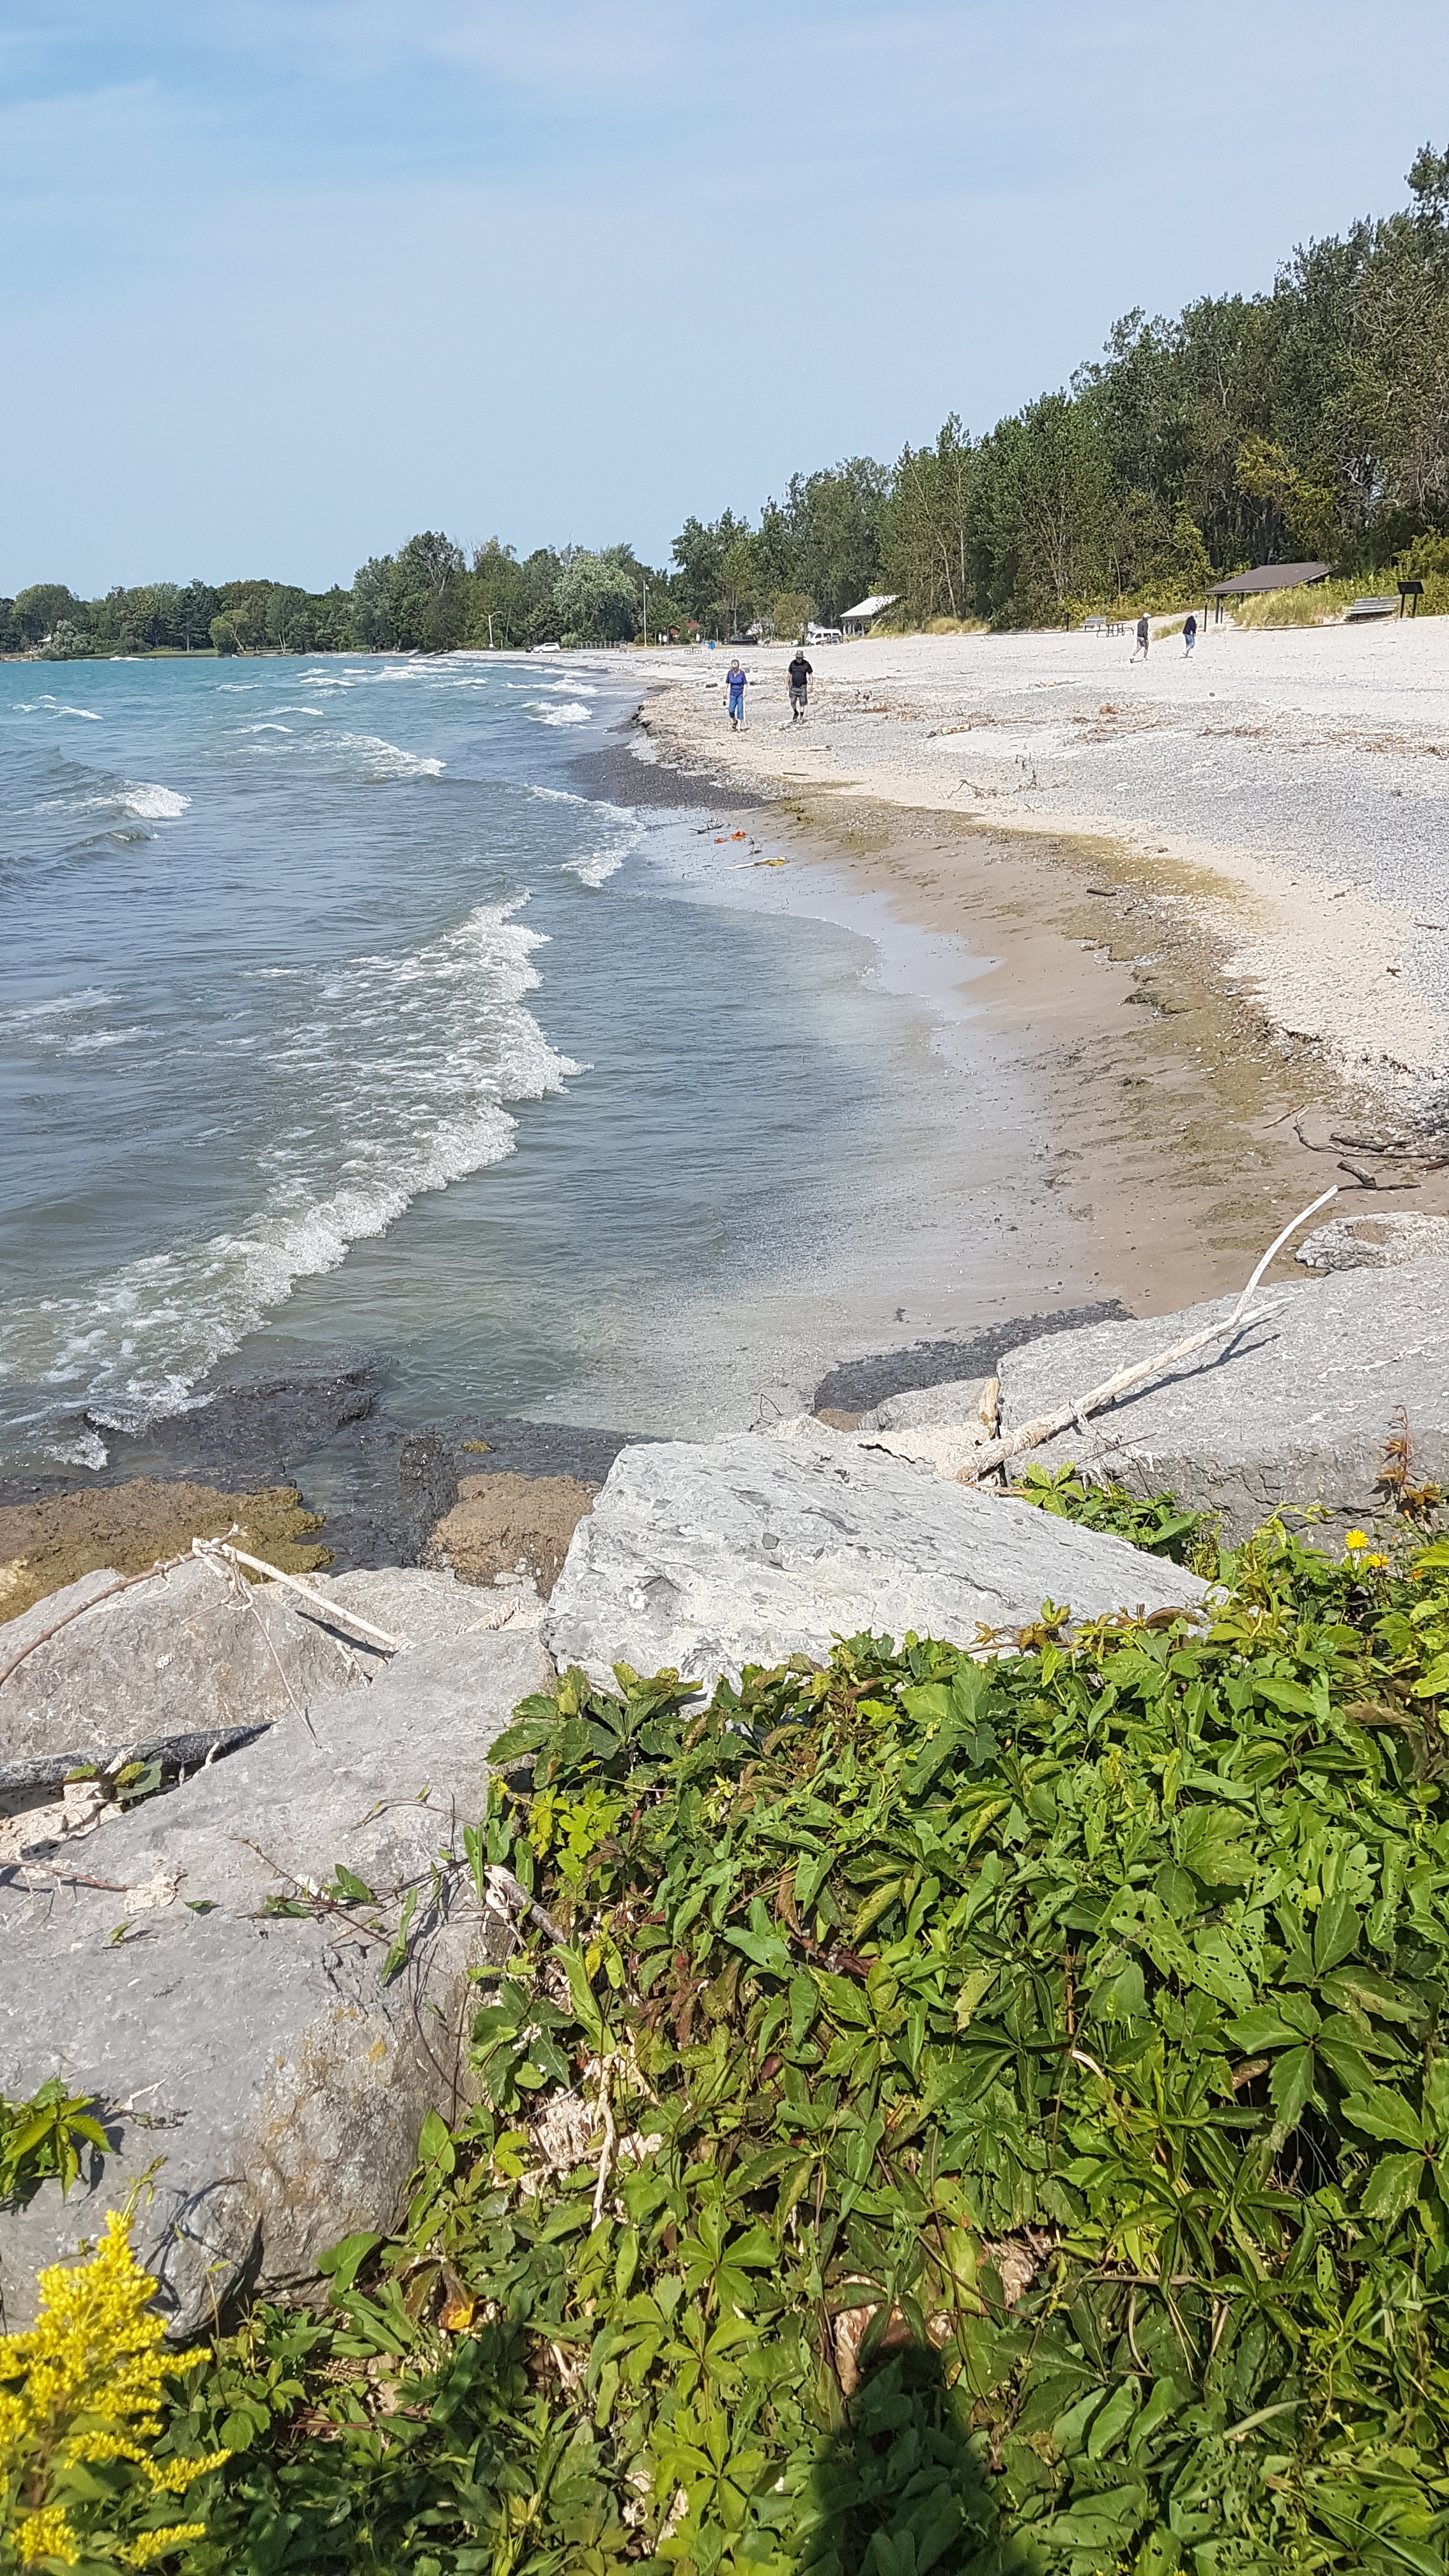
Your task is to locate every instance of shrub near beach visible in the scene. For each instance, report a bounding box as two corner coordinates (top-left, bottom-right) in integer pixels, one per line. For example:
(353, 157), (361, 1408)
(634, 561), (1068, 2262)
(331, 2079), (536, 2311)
(0, 2215), (227, 2572)
(127, 1487), (1449, 2574)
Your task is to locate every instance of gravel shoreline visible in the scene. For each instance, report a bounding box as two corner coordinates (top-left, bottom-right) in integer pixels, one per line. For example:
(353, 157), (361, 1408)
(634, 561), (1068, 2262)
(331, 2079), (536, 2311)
(634, 622), (1449, 1106)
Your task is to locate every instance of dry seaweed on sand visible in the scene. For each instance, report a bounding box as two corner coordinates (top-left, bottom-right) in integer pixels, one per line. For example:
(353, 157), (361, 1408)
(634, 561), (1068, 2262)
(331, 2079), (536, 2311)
(160, 1490), (1449, 2574)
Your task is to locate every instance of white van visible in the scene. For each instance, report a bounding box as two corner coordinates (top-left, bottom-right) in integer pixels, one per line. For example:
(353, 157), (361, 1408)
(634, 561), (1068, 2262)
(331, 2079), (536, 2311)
(805, 623), (843, 644)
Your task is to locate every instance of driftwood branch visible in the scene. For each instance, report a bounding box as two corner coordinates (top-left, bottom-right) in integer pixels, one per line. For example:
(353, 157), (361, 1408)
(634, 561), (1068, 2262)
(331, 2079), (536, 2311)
(962, 1187), (1339, 1485)
(190, 1538), (410, 1652)
(0, 1533), (411, 1699)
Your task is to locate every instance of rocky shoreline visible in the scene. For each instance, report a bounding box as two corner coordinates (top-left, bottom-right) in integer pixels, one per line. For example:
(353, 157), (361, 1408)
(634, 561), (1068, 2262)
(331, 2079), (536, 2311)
(3, 1213), (1446, 2332)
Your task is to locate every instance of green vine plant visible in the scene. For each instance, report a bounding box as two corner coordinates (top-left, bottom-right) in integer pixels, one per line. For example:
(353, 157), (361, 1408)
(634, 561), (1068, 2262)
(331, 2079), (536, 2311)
(0, 2082), (109, 2211)
(130, 1494), (1449, 2573)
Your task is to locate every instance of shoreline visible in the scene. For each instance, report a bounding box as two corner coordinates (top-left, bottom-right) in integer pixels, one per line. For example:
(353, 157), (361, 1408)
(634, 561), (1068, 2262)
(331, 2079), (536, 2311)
(7, 633), (1446, 1604)
(628, 630), (1449, 1320)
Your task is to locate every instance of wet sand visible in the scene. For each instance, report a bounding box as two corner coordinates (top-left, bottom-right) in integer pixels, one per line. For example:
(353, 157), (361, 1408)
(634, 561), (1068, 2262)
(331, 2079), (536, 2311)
(629, 629), (1449, 1321)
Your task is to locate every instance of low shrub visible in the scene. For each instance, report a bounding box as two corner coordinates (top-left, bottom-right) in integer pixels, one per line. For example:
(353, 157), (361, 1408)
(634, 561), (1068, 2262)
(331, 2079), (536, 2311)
(130, 1502), (1449, 2570)
(0, 2214), (227, 2572)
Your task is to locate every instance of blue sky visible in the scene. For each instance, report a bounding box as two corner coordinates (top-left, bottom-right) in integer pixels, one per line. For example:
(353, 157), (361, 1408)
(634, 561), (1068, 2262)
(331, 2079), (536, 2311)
(4, 1), (1448, 595)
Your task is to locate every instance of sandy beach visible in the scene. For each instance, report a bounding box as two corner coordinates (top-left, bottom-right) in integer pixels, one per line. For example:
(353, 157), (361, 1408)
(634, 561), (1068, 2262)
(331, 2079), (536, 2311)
(626, 621), (1449, 1320)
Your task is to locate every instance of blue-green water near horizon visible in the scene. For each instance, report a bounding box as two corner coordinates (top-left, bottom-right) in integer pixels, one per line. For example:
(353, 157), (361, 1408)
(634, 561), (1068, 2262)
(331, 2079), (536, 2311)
(0, 652), (973, 1472)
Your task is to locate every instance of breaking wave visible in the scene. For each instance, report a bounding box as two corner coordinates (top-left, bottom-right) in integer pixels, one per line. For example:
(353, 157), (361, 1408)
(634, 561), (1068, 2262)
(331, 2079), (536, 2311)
(0, 902), (577, 1438)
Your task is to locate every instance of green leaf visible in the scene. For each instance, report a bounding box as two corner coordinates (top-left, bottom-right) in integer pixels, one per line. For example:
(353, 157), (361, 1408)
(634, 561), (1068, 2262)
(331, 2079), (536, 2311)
(1269, 2046), (1315, 2131)
(1342, 2086), (1425, 2148)
(317, 2230), (380, 2293)
(1086, 2377), (1140, 2455)
(381, 1885), (418, 1983)
(1360, 2150), (1425, 2222)
(1312, 1892), (1360, 1976)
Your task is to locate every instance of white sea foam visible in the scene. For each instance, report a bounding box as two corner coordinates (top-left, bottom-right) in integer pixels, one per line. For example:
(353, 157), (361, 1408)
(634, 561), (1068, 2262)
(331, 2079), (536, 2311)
(525, 701), (592, 727)
(560, 798), (643, 886)
(0, 988), (112, 1034)
(47, 1428), (109, 1472)
(119, 783), (190, 820)
(17, 698), (101, 719)
(0, 901), (575, 1433)
(237, 723), (292, 735)
(330, 732), (445, 778)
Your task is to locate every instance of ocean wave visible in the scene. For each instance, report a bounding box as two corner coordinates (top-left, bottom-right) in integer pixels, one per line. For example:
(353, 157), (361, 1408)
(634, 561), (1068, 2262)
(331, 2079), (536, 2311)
(0, 987), (112, 1034)
(0, 901), (574, 1435)
(525, 701), (593, 727)
(332, 731), (446, 778)
(17, 698), (102, 719)
(31, 779), (190, 822)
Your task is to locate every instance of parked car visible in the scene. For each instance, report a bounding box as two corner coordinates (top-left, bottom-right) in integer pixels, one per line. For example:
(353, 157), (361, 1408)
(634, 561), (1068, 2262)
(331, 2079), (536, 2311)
(805, 624), (843, 644)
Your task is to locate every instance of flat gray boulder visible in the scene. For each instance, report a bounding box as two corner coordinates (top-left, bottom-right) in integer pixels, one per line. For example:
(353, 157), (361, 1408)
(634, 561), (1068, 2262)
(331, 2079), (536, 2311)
(0, 1560), (489, 1780)
(0, 1581), (549, 2337)
(997, 1258), (1449, 1540)
(544, 1433), (1206, 1690)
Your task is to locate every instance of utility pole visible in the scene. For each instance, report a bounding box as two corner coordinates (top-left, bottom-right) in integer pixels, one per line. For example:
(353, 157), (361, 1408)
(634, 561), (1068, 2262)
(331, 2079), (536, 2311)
(487, 612), (495, 648)
(641, 576), (648, 649)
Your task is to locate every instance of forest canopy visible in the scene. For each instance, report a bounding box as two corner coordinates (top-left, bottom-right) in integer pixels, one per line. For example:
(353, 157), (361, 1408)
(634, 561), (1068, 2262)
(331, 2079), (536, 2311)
(7, 146), (1449, 657)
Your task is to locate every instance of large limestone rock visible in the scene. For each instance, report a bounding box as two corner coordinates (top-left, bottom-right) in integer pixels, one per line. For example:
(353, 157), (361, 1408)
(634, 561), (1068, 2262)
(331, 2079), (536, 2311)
(0, 1575), (549, 2336)
(544, 1433), (1208, 1690)
(996, 1259), (1449, 1540)
(0, 1560), (473, 1782)
(1296, 1211), (1449, 1273)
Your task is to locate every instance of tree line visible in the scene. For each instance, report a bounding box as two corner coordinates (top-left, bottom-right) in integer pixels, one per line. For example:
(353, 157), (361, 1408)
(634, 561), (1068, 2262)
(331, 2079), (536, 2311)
(8, 146), (1449, 659)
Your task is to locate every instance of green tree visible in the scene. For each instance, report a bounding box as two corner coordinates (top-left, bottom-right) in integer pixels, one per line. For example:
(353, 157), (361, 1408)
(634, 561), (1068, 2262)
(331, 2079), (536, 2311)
(553, 546), (638, 644)
(389, 532), (468, 652)
(13, 585), (77, 647)
(209, 615), (240, 656)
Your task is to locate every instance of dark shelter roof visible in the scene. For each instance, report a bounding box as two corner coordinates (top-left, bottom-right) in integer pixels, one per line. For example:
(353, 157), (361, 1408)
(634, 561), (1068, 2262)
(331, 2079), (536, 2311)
(1207, 562), (1331, 597)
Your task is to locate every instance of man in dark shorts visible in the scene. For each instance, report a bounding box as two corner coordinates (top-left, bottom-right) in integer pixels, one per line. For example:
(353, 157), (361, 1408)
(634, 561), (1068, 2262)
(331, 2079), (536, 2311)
(786, 648), (813, 720)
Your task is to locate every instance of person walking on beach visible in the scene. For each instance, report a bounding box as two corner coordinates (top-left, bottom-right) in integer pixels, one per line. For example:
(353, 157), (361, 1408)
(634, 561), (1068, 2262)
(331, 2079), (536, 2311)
(786, 648), (813, 721)
(725, 659), (747, 728)
(1132, 615), (1149, 661)
(1183, 612), (1197, 657)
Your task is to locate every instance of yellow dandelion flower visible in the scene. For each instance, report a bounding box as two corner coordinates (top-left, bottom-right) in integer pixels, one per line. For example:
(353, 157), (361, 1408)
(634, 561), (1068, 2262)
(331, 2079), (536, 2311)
(1367, 1552), (1390, 1570)
(1345, 1529), (1370, 1551)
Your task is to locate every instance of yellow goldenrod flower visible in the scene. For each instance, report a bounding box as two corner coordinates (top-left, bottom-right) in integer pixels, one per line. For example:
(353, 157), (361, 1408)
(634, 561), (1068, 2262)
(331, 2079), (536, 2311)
(125, 2526), (210, 2567)
(16, 2501), (79, 2565)
(1345, 1529), (1370, 1551)
(0, 2210), (227, 2571)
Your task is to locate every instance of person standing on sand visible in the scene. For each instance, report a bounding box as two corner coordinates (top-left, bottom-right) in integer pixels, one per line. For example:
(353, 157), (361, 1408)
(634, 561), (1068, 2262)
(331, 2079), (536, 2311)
(1132, 615), (1149, 661)
(1183, 612), (1197, 657)
(786, 648), (813, 721)
(725, 659), (747, 728)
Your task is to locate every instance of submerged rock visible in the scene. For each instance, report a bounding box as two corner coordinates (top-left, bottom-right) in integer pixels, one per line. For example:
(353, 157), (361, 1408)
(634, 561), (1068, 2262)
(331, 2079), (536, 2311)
(544, 1432), (1207, 1690)
(0, 1479), (330, 1629)
(425, 1470), (597, 1597)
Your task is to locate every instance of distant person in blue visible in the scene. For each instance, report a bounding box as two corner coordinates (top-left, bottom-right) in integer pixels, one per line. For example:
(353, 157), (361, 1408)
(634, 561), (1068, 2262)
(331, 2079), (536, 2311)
(725, 659), (747, 728)
(1183, 612), (1197, 657)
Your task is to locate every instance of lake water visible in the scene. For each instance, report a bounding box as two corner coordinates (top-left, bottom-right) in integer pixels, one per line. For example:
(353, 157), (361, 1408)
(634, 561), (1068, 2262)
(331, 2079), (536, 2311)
(0, 651), (1001, 1475)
